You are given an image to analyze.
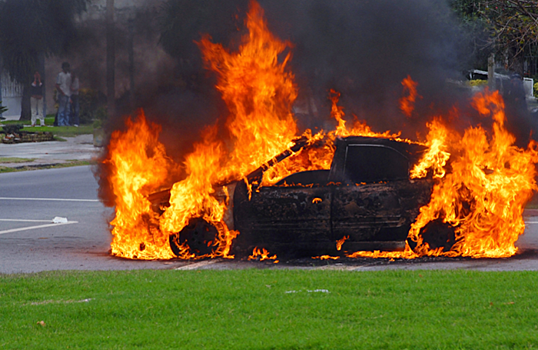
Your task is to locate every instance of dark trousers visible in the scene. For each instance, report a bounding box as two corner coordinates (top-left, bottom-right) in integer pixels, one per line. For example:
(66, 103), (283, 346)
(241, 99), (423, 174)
(70, 94), (80, 126)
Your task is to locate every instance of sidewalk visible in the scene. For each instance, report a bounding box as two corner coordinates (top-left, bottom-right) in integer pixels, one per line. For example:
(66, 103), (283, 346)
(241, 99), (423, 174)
(0, 134), (101, 168)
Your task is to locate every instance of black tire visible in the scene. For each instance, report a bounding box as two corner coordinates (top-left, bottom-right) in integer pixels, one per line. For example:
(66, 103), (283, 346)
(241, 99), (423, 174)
(169, 218), (219, 256)
(407, 218), (456, 253)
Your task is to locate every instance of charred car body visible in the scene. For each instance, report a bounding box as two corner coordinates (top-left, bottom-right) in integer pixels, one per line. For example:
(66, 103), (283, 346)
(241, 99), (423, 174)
(153, 136), (438, 258)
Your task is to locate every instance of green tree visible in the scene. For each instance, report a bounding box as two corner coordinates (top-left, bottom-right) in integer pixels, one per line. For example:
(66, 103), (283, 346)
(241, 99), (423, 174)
(0, 0), (87, 120)
(450, 0), (538, 73)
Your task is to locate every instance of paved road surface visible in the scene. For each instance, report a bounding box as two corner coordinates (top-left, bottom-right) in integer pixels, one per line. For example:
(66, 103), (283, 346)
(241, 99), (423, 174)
(0, 166), (171, 273)
(1, 166), (538, 274)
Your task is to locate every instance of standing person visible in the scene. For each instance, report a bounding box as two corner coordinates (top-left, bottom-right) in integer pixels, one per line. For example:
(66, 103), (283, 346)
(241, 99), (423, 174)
(30, 71), (45, 127)
(70, 71), (80, 127)
(55, 62), (72, 126)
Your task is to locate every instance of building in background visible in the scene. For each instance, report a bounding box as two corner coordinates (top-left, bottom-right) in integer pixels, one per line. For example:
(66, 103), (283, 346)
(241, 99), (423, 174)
(0, 71), (23, 120)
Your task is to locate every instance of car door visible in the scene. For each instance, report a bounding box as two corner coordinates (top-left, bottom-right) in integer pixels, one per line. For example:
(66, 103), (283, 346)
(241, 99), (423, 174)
(331, 144), (420, 242)
(233, 170), (332, 254)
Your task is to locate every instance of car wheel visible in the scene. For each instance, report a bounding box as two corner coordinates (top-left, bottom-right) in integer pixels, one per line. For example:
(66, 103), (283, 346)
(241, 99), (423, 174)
(407, 218), (456, 252)
(169, 218), (219, 256)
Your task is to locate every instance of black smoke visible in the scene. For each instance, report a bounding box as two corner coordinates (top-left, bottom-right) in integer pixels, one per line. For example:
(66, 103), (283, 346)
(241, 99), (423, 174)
(82, 0), (535, 204)
(152, 0), (485, 142)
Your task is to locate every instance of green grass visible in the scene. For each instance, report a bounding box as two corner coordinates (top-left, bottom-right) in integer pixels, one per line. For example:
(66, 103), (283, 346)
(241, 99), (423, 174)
(0, 157), (35, 163)
(1, 269), (537, 349)
(2, 116), (93, 137)
(0, 160), (92, 173)
(23, 124), (93, 137)
(1, 120), (28, 125)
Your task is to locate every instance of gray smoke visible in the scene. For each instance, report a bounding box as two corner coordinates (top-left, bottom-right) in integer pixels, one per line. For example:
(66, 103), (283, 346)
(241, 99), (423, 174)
(259, 0), (472, 136)
(153, 0), (475, 141)
(83, 0), (534, 204)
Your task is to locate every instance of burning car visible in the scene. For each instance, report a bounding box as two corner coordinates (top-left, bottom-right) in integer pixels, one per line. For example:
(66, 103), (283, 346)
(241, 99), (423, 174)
(150, 135), (445, 259)
(104, 1), (537, 261)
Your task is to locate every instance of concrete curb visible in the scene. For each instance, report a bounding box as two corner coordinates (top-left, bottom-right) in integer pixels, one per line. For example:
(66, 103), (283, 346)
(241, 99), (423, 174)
(524, 209), (538, 217)
(0, 134), (100, 169)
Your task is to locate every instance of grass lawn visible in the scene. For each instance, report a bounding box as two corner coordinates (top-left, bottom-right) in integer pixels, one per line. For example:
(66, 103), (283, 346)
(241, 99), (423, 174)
(1, 116), (93, 138)
(1, 269), (537, 349)
(0, 159), (92, 173)
(0, 157), (35, 163)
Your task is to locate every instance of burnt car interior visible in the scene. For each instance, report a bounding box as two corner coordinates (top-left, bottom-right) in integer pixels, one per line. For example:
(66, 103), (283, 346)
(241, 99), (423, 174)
(227, 137), (434, 258)
(162, 135), (450, 259)
(158, 135), (459, 259)
(342, 145), (409, 183)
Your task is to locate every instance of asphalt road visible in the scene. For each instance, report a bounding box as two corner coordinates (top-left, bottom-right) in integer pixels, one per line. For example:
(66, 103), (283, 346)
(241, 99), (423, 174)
(1, 165), (538, 274)
(0, 166), (170, 273)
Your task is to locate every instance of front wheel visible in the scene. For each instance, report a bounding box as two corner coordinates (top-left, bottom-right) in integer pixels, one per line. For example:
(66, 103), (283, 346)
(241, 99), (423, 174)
(407, 218), (456, 253)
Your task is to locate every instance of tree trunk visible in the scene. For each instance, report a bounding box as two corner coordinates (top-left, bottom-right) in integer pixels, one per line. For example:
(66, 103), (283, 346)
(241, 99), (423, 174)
(488, 52), (496, 91)
(20, 84), (31, 121)
(106, 0), (115, 117)
(39, 53), (46, 120)
(0, 59), (3, 119)
(128, 17), (135, 112)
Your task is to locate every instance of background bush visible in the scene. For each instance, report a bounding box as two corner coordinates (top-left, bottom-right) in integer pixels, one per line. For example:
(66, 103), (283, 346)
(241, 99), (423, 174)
(78, 89), (107, 125)
(469, 79), (488, 87)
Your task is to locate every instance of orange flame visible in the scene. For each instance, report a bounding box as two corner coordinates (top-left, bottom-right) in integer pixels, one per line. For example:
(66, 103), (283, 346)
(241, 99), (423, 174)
(399, 75), (421, 117)
(336, 236), (349, 251)
(410, 118), (451, 179)
(199, 0), (298, 182)
(349, 88), (538, 259)
(409, 89), (538, 258)
(248, 247), (278, 262)
(105, 111), (176, 259)
(329, 89), (402, 139)
(313, 255), (340, 260)
(105, 1), (538, 262)
(106, 0), (303, 259)
(159, 1), (300, 259)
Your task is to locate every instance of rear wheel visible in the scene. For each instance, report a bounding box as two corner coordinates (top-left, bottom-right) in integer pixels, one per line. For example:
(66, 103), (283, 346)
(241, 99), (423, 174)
(169, 218), (219, 256)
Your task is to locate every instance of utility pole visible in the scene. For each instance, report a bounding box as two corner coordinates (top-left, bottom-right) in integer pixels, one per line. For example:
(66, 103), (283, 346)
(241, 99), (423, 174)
(488, 52), (496, 91)
(39, 53), (46, 121)
(128, 16), (135, 112)
(0, 57), (3, 120)
(106, 0), (116, 117)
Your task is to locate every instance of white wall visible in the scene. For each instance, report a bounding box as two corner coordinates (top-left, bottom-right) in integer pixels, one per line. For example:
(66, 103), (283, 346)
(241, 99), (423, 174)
(1, 72), (23, 120)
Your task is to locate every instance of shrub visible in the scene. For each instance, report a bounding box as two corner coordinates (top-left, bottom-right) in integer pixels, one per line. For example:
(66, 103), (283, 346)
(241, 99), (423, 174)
(469, 79), (488, 87)
(1, 124), (23, 134)
(0, 102), (7, 115)
(78, 89), (107, 125)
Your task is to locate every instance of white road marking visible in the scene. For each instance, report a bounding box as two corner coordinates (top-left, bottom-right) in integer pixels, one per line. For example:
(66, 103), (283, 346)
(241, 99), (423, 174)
(175, 259), (221, 270)
(0, 197), (99, 202)
(0, 221), (78, 235)
(0, 219), (53, 222)
(526, 221), (538, 224)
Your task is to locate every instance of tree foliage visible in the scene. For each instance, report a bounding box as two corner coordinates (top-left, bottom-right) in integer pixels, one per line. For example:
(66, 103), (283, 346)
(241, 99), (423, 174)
(450, 0), (538, 72)
(0, 0), (88, 84)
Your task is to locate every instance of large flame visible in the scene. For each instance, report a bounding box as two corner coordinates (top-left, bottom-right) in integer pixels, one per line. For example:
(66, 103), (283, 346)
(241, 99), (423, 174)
(107, 0), (304, 259)
(348, 89), (538, 259)
(105, 111), (176, 259)
(199, 1), (298, 181)
(409, 89), (538, 258)
(104, 1), (538, 261)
